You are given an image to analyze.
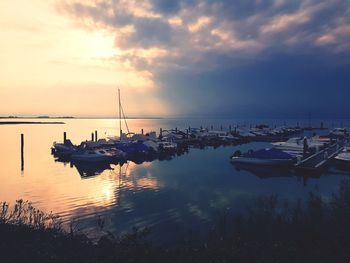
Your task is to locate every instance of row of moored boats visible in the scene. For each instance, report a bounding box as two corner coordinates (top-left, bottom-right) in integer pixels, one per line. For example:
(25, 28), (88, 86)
(231, 128), (350, 169)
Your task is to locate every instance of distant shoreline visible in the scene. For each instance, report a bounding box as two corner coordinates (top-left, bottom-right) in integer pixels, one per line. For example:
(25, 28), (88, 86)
(0, 117), (164, 120)
(0, 121), (65, 125)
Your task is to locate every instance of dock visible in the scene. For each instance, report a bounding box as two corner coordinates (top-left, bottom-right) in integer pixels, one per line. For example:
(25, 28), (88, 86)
(295, 140), (346, 173)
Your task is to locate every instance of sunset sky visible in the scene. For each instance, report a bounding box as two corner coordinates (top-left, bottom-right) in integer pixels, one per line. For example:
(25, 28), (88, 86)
(1, 0), (350, 118)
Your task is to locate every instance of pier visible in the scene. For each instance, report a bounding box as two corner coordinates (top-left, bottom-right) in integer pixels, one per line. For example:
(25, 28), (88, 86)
(295, 140), (346, 173)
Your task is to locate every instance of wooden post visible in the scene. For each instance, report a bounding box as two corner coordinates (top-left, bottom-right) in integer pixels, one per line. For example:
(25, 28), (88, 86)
(95, 130), (98, 141)
(189, 126), (191, 132)
(141, 129), (144, 135)
(160, 128), (163, 137)
(186, 129), (189, 138)
(91, 133), (94, 142)
(175, 127), (177, 133)
(21, 134), (24, 171)
(63, 132), (67, 143)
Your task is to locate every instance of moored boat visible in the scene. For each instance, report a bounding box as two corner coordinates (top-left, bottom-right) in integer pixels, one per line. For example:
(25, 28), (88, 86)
(52, 139), (76, 156)
(71, 149), (113, 162)
(272, 137), (325, 152)
(231, 148), (296, 167)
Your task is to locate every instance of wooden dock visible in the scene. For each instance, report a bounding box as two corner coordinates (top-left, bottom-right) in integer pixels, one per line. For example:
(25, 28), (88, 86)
(295, 140), (346, 173)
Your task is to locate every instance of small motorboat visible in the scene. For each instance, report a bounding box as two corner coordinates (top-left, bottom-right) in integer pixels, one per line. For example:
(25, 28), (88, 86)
(231, 148), (296, 167)
(52, 139), (76, 156)
(71, 149), (113, 162)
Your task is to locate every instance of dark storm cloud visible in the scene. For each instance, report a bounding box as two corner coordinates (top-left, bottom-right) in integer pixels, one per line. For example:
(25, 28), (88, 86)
(149, 0), (181, 14)
(56, 0), (350, 118)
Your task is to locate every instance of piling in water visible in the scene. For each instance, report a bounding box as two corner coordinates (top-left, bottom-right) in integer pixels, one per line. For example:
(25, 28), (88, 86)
(95, 130), (98, 142)
(91, 133), (94, 142)
(63, 132), (67, 143)
(21, 134), (24, 171)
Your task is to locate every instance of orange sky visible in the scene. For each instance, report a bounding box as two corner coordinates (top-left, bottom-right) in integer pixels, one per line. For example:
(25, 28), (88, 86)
(0, 0), (169, 117)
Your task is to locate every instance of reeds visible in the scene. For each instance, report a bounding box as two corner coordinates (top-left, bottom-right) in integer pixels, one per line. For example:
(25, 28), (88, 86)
(0, 199), (61, 231)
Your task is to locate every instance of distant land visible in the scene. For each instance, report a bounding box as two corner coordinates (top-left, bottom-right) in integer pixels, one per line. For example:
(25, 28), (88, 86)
(0, 116), (164, 119)
(0, 116), (74, 119)
(0, 121), (65, 125)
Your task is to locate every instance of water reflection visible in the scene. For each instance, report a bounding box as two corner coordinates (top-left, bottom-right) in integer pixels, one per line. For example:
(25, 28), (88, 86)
(2, 118), (350, 243)
(234, 163), (294, 179)
(73, 161), (113, 178)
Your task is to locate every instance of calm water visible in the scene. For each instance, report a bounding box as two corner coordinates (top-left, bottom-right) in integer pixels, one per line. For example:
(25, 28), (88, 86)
(1, 118), (350, 243)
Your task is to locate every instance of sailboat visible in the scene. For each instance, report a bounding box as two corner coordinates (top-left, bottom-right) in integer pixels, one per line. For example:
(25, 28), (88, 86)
(114, 89), (160, 156)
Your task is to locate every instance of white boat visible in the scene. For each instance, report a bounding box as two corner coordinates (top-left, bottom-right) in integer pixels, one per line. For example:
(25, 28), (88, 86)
(272, 137), (325, 152)
(71, 149), (113, 162)
(231, 148), (296, 166)
(206, 130), (239, 141)
(159, 141), (177, 152)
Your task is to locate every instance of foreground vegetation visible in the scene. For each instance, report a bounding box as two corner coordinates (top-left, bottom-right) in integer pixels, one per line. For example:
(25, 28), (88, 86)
(2, 181), (350, 262)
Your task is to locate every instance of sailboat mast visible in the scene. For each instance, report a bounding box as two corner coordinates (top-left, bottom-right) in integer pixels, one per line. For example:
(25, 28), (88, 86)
(118, 89), (122, 139)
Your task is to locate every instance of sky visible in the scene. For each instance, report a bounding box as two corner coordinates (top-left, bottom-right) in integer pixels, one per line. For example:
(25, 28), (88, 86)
(0, 0), (349, 118)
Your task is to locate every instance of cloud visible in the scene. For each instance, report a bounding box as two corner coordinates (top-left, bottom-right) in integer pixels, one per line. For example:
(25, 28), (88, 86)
(55, 0), (350, 117)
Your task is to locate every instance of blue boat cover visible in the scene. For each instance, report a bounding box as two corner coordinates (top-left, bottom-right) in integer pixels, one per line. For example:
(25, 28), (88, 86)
(243, 148), (293, 159)
(115, 141), (150, 154)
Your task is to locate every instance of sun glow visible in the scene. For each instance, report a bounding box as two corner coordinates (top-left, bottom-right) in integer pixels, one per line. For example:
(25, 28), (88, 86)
(0, 0), (170, 117)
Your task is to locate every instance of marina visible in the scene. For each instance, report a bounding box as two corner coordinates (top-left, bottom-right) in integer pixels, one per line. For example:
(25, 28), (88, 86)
(1, 118), (350, 243)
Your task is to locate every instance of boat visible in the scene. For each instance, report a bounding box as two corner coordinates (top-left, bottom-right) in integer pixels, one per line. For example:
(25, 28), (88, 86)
(159, 141), (177, 152)
(272, 137), (325, 152)
(231, 148), (297, 166)
(115, 141), (154, 156)
(71, 149), (113, 162)
(330, 128), (349, 138)
(52, 139), (76, 156)
(207, 130), (239, 142)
